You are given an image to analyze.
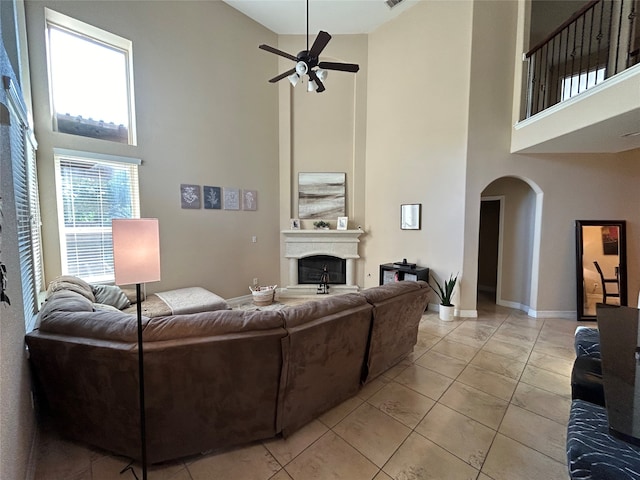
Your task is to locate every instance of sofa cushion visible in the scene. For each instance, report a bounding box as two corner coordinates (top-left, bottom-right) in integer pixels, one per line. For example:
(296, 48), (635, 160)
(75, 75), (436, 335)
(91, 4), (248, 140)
(360, 280), (423, 304)
(144, 309), (284, 341)
(278, 293), (369, 329)
(92, 284), (131, 310)
(38, 290), (94, 324)
(37, 309), (144, 342)
(567, 399), (640, 480)
(47, 275), (96, 302)
(575, 326), (600, 359)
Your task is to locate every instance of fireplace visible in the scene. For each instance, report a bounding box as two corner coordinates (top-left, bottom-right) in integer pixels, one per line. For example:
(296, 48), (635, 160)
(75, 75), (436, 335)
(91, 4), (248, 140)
(298, 255), (346, 285)
(282, 229), (364, 294)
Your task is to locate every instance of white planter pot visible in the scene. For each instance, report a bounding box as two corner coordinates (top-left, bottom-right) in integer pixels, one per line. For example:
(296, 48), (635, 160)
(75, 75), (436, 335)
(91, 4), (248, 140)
(439, 305), (455, 321)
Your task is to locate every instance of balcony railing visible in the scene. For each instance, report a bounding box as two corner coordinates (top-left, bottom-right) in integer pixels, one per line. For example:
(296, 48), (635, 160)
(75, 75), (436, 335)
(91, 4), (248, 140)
(525, 0), (639, 118)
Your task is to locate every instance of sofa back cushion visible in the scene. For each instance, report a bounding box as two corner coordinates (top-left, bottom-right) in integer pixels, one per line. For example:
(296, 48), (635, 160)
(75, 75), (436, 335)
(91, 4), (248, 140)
(277, 294), (372, 436)
(46, 275), (95, 302)
(144, 309), (283, 341)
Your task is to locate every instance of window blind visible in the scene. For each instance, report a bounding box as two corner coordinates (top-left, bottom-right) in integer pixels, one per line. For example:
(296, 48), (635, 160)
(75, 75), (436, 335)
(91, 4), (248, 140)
(54, 154), (140, 283)
(4, 75), (42, 328)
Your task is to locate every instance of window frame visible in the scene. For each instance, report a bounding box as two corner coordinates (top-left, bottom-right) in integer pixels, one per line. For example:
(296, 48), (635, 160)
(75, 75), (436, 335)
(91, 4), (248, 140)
(53, 149), (141, 284)
(44, 8), (137, 145)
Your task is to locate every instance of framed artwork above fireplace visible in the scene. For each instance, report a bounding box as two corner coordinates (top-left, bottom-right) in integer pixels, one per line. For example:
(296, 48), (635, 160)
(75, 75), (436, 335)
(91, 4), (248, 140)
(298, 172), (346, 219)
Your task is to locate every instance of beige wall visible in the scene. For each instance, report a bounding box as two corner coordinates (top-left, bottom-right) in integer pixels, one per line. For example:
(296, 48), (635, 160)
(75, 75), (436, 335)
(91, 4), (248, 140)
(364, 0), (474, 309)
(26, 0), (280, 298)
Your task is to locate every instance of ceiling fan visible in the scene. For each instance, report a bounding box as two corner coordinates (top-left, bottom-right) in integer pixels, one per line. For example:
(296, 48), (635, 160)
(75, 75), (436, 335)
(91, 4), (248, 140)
(258, 0), (360, 93)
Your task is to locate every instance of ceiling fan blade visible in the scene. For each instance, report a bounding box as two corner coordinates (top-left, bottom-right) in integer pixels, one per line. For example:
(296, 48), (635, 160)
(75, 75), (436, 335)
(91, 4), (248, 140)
(318, 61), (360, 73)
(308, 69), (326, 93)
(259, 44), (298, 62)
(269, 68), (296, 83)
(309, 31), (332, 58)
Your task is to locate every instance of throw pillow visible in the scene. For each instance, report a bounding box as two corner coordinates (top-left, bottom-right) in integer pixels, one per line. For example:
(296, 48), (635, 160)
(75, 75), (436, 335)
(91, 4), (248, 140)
(92, 284), (131, 310)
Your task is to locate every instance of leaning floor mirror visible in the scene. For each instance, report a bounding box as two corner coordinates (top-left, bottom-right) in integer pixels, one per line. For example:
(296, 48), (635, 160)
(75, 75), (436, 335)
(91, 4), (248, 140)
(575, 220), (627, 321)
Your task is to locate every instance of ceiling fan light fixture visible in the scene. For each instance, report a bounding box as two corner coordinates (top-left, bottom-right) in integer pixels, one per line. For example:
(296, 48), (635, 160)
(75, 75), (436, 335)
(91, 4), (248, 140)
(317, 69), (328, 81)
(307, 79), (318, 92)
(295, 61), (308, 76)
(288, 73), (300, 87)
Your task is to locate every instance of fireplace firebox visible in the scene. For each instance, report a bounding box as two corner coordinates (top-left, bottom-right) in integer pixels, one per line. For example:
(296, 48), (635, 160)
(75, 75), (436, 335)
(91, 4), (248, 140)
(298, 255), (346, 285)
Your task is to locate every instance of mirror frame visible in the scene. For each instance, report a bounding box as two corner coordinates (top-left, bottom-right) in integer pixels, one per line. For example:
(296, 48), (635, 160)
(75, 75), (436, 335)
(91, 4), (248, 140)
(401, 204), (421, 230)
(575, 220), (628, 321)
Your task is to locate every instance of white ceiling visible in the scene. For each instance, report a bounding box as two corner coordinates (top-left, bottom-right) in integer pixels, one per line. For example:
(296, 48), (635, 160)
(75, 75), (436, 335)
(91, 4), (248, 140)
(222, 0), (420, 35)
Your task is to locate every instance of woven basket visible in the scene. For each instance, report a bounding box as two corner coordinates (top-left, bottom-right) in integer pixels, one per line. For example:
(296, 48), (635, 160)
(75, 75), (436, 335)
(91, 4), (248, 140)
(249, 285), (277, 306)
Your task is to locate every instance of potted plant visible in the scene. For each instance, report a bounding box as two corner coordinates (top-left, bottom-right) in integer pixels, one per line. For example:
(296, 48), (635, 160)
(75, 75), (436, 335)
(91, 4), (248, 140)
(313, 220), (330, 230)
(431, 273), (458, 321)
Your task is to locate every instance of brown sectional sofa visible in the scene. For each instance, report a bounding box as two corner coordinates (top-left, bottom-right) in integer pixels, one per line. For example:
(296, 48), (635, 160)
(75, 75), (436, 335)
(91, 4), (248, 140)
(26, 279), (430, 464)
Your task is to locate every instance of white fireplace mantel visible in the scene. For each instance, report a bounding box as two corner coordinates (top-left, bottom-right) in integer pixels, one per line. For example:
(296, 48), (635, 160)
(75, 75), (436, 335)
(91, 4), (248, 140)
(282, 229), (364, 294)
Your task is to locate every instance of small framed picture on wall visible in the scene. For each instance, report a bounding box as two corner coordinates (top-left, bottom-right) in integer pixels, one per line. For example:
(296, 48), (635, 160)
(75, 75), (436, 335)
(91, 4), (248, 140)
(180, 184), (201, 209)
(337, 216), (348, 230)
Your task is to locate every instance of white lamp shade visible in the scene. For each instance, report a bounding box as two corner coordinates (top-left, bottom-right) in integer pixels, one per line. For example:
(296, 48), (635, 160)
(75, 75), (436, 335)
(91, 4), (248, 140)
(112, 218), (161, 285)
(307, 79), (317, 92)
(288, 73), (299, 87)
(317, 69), (328, 81)
(295, 61), (308, 76)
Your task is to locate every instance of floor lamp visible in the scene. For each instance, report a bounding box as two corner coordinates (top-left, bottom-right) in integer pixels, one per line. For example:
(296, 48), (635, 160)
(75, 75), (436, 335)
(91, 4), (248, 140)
(112, 218), (161, 480)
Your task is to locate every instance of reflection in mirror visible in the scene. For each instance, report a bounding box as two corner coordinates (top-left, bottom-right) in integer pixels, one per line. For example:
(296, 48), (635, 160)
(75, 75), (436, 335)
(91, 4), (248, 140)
(575, 220), (627, 320)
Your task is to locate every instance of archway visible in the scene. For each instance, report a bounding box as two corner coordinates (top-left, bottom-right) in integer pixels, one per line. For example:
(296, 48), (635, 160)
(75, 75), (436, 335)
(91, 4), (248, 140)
(478, 176), (543, 315)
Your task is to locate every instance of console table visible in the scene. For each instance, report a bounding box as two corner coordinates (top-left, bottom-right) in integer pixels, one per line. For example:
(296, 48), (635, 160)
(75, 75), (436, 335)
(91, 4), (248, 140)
(379, 263), (429, 285)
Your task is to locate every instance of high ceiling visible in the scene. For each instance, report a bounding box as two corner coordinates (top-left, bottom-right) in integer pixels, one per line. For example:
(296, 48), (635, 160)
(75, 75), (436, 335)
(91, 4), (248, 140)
(222, 0), (420, 35)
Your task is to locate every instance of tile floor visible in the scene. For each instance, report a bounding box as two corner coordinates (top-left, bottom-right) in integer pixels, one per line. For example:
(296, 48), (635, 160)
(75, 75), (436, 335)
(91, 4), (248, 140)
(34, 298), (592, 480)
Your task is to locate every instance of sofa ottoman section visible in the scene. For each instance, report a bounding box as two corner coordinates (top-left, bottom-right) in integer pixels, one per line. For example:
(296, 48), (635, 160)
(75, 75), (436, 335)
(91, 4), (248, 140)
(360, 280), (431, 383)
(277, 294), (373, 436)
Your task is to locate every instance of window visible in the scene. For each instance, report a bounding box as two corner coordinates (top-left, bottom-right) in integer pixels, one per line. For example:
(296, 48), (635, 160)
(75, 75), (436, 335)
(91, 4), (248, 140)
(54, 150), (140, 284)
(4, 75), (43, 330)
(45, 9), (136, 144)
(561, 67), (606, 101)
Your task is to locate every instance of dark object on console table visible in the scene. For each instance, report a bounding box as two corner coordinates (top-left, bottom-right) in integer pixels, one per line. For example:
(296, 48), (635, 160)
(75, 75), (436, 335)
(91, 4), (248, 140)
(379, 262), (429, 285)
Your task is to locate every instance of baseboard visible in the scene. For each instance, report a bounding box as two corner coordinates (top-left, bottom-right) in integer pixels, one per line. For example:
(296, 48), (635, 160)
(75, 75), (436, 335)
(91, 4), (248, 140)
(497, 299), (526, 311)
(526, 309), (576, 319)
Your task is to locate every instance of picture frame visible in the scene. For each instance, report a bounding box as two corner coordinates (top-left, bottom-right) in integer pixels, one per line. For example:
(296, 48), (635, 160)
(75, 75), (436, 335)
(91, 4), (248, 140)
(290, 218), (300, 230)
(337, 216), (348, 230)
(223, 187), (240, 210)
(180, 184), (201, 209)
(602, 225), (619, 255)
(401, 204), (421, 230)
(242, 189), (258, 211)
(203, 186), (221, 209)
(298, 172), (346, 219)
